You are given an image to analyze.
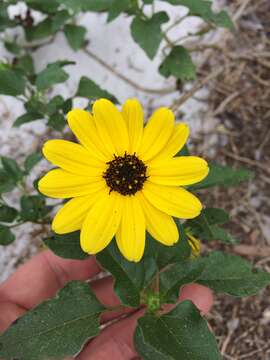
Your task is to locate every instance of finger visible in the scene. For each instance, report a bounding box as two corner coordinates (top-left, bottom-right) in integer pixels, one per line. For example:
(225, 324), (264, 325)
(77, 309), (144, 360)
(90, 276), (138, 324)
(179, 284), (214, 314)
(0, 302), (26, 332)
(77, 284), (214, 360)
(0, 250), (100, 309)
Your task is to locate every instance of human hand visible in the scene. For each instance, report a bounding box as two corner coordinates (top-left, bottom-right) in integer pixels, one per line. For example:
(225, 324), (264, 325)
(0, 250), (213, 359)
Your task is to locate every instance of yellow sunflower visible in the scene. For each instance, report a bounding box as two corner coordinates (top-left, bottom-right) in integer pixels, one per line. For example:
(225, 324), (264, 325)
(38, 98), (209, 262)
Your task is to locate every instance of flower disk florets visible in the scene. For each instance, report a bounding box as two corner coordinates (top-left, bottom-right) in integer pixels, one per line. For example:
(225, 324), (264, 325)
(103, 153), (147, 196)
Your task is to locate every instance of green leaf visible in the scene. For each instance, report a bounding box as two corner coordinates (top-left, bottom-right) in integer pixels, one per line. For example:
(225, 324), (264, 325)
(58, 0), (113, 12)
(131, 11), (169, 59)
(76, 76), (118, 103)
(14, 55), (35, 76)
(20, 195), (51, 222)
(0, 4), (16, 31)
(48, 112), (66, 131)
(62, 97), (73, 113)
(52, 10), (70, 31)
(36, 62), (69, 91)
(146, 221), (191, 270)
(46, 95), (65, 115)
(4, 41), (21, 55)
(185, 208), (237, 244)
(198, 252), (270, 296)
(0, 169), (16, 194)
(159, 45), (196, 81)
(13, 112), (42, 127)
(0, 68), (26, 96)
(44, 231), (89, 260)
(160, 260), (205, 303)
(64, 24), (87, 50)
(162, 0), (233, 29)
(107, 0), (131, 22)
(25, 18), (54, 41)
(96, 240), (157, 307)
(24, 152), (43, 173)
(0, 225), (15, 246)
(0, 205), (18, 223)
(135, 300), (221, 360)
(1, 157), (23, 182)
(25, 0), (60, 14)
(0, 281), (105, 360)
(190, 163), (254, 190)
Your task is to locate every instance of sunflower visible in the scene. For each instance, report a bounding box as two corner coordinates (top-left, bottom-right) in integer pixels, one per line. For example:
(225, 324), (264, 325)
(38, 98), (209, 262)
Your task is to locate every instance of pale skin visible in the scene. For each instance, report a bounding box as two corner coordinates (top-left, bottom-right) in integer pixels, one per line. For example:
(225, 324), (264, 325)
(0, 250), (214, 359)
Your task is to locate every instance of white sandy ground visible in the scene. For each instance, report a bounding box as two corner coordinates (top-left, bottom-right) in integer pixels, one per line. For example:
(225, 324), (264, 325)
(0, 1), (223, 282)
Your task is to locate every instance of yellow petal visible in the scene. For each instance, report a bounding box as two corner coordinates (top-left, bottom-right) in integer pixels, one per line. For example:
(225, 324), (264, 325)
(148, 156), (209, 186)
(38, 169), (106, 198)
(43, 140), (105, 176)
(52, 193), (101, 234)
(67, 109), (109, 161)
(92, 98), (129, 157)
(122, 98), (144, 153)
(80, 190), (122, 254)
(152, 123), (189, 161)
(138, 107), (174, 162)
(116, 195), (145, 262)
(142, 181), (202, 219)
(137, 192), (178, 246)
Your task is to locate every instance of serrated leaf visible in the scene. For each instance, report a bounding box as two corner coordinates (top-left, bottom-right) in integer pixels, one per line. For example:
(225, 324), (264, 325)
(162, 0), (233, 29)
(190, 162), (254, 190)
(1, 157), (23, 182)
(44, 231), (89, 260)
(48, 112), (66, 131)
(160, 260), (205, 303)
(146, 221), (191, 269)
(0, 281), (105, 360)
(131, 11), (169, 59)
(0, 225), (15, 245)
(36, 62), (69, 91)
(0, 68), (26, 96)
(0, 205), (18, 223)
(64, 24), (86, 50)
(76, 76), (118, 103)
(198, 252), (270, 296)
(159, 45), (196, 81)
(13, 112), (42, 127)
(96, 240), (157, 307)
(135, 300), (221, 360)
(0, 169), (16, 194)
(24, 152), (43, 173)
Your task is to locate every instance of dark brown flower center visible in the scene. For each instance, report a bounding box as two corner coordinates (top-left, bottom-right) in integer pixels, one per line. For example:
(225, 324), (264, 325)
(103, 153), (147, 195)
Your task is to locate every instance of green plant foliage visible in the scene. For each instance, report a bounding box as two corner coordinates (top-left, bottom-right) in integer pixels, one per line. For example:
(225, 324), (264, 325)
(159, 45), (196, 80)
(20, 195), (52, 222)
(47, 112), (66, 131)
(35, 61), (71, 91)
(58, 0), (113, 12)
(135, 301), (221, 360)
(0, 281), (105, 360)
(131, 11), (169, 59)
(0, 68), (26, 96)
(1, 157), (24, 182)
(44, 231), (89, 260)
(0, 224), (15, 245)
(162, 0), (233, 29)
(26, 0), (60, 14)
(13, 112), (43, 127)
(107, 0), (131, 22)
(96, 240), (157, 307)
(0, 169), (16, 194)
(76, 76), (118, 102)
(24, 152), (43, 173)
(4, 41), (21, 55)
(198, 252), (270, 296)
(0, 205), (18, 222)
(190, 162), (254, 189)
(64, 24), (87, 50)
